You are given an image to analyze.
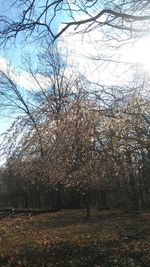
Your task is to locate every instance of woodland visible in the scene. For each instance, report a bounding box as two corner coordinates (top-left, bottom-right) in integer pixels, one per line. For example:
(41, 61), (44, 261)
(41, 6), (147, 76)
(0, 0), (149, 216)
(0, 1), (149, 266)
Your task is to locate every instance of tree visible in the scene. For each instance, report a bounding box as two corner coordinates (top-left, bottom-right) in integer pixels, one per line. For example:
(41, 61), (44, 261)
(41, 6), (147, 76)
(0, 67), (45, 158)
(101, 93), (150, 211)
(0, 44), (88, 210)
(0, 38), (149, 214)
(0, 0), (150, 46)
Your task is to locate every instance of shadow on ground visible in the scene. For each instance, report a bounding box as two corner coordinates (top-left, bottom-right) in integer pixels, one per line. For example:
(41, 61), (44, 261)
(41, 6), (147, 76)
(1, 238), (150, 267)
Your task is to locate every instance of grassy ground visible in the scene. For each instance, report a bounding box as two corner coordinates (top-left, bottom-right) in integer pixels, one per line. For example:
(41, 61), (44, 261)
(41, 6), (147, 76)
(0, 209), (150, 267)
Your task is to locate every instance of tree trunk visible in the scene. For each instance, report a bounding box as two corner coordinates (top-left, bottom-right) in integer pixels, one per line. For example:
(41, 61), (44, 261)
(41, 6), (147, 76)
(24, 193), (29, 209)
(85, 191), (91, 218)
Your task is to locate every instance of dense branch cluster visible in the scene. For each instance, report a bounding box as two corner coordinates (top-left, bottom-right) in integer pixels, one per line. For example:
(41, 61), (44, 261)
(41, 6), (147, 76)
(0, 0), (150, 45)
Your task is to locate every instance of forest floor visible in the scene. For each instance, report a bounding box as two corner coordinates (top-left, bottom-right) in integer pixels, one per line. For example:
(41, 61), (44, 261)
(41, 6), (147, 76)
(0, 209), (150, 267)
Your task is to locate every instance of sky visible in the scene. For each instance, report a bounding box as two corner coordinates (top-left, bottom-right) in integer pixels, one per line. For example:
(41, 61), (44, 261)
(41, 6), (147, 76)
(0, 1), (150, 138)
(0, 0), (62, 135)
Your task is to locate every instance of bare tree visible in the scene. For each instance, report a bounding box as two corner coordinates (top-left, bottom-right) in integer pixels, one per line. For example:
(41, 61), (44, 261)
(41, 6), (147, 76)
(0, 0), (150, 46)
(0, 68), (45, 158)
(0, 39), (149, 213)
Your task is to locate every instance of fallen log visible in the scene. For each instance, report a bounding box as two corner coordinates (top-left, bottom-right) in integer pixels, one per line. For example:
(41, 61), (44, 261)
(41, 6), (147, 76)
(0, 208), (58, 219)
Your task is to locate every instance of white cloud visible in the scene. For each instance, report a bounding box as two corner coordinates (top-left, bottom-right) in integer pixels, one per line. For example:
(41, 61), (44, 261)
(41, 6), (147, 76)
(59, 25), (150, 88)
(0, 56), (9, 72)
(17, 72), (50, 90)
(60, 29), (135, 87)
(1, 30), (150, 92)
(0, 56), (49, 90)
